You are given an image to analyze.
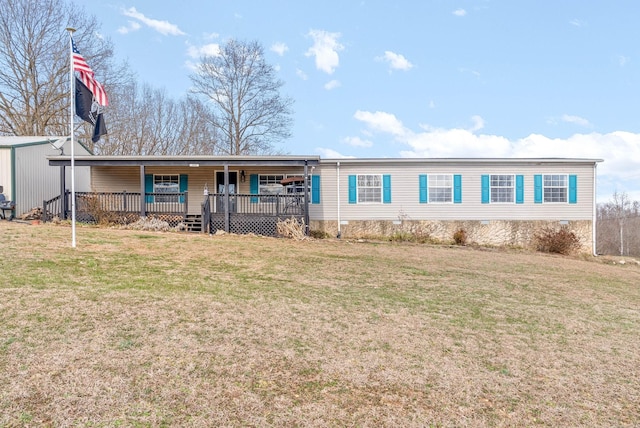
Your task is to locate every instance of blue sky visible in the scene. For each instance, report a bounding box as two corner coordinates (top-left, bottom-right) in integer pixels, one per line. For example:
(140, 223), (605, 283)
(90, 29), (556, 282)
(75, 0), (640, 202)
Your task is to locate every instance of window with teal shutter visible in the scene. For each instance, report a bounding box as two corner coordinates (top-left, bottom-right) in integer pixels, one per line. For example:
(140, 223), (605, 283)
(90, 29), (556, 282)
(250, 174), (258, 203)
(144, 174), (154, 203)
(568, 174), (577, 204)
(311, 175), (320, 204)
(382, 174), (391, 204)
(481, 175), (490, 204)
(348, 175), (357, 203)
(419, 175), (427, 203)
(534, 174), (543, 203)
(453, 174), (462, 204)
(179, 174), (188, 203)
(515, 175), (524, 204)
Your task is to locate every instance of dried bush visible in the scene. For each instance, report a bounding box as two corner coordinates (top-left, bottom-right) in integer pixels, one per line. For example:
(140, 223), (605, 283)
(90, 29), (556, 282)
(77, 195), (121, 225)
(277, 217), (307, 240)
(534, 227), (581, 255)
(453, 229), (468, 246)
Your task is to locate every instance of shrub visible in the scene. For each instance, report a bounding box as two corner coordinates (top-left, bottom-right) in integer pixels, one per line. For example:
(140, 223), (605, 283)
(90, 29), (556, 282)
(534, 227), (581, 255)
(453, 229), (468, 246)
(309, 229), (331, 239)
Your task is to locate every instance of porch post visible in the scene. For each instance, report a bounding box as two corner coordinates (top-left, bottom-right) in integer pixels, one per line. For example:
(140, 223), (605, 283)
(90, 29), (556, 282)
(304, 160), (310, 235)
(59, 166), (66, 219)
(140, 165), (146, 217)
(224, 164), (230, 233)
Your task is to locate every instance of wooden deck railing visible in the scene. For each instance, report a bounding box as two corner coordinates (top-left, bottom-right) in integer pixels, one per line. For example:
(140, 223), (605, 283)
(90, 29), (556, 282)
(204, 193), (305, 216)
(43, 191), (189, 222)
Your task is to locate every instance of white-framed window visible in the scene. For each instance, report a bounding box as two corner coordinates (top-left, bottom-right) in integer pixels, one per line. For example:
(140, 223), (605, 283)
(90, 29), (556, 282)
(490, 174), (514, 203)
(154, 175), (179, 202)
(544, 174), (567, 203)
(428, 174), (452, 203)
(259, 174), (309, 201)
(259, 174), (285, 197)
(357, 174), (382, 203)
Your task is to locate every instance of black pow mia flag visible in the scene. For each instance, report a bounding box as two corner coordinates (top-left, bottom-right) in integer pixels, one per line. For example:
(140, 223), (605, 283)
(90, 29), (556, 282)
(75, 77), (107, 143)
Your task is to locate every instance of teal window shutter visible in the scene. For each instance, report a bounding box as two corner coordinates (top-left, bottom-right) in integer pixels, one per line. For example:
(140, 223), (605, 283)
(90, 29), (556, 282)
(311, 175), (320, 204)
(145, 174), (154, 203)
(250, 174), (258, 203)
(382, 174), (391, 204)
(568, 174), (577, 204)
(515, 175), (524, 204)
(179, 174), (188, 203)
(534, 174), (543, 203)
(348, 175), (357, 204)
(453, 174), (462, 204)
(481, 175), (490, 204)
(419, 175), (428, 203)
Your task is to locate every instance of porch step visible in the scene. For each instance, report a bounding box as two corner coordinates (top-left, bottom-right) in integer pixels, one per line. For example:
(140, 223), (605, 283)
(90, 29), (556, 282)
(183, 215), (203, 232)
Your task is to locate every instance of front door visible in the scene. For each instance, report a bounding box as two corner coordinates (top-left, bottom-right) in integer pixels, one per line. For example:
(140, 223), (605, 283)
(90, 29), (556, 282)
(215, 171), (238, 213)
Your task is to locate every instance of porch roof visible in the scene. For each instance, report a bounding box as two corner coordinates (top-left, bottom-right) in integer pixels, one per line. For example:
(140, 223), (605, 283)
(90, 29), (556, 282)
(48, 155), (320, 167)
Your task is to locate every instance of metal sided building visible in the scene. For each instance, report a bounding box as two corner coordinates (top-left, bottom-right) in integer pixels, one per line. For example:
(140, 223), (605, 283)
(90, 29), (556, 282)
(0, 137), (91, 217)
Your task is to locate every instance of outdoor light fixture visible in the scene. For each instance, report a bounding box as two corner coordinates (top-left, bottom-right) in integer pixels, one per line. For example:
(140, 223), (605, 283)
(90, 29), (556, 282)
(240, 170), (246, 182)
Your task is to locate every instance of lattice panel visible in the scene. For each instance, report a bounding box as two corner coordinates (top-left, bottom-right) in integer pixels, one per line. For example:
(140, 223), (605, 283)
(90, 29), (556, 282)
(230, 215), (279, 236)
(209, 214), (226, 234)
(208, 214), (304, 237)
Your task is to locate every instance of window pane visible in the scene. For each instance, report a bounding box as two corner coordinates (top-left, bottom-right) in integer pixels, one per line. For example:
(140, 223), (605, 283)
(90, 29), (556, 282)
(543, 174), (567, 202)
(154, 175), (179, 202)
(357, 174), (382, 203)
(490, 174), (514, 203)
(428, 174), (452, 203)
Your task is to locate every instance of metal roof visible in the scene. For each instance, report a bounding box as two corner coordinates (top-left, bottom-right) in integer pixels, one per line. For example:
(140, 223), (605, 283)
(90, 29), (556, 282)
(47, 154), (603, 167)
(319, 157), (603, 165)
(0, 136), (68, 148)
(48, 154), (321, 167)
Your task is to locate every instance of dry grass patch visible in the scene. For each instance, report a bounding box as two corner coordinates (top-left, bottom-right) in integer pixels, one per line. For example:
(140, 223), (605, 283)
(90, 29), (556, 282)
(0, 222), (639, 426)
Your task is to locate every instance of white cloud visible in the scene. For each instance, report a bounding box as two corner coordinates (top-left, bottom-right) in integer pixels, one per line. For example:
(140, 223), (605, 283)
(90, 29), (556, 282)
(296, 69), (308, 80)
(618, 55), (629, 67)
(305, 29), (344, 74)
(561, 114), (592, 128)
(271, 42), (289, 56)
(353, 110), (640, 199)
(353, 110), (408, 137)
(203, 32), (219, 40)
(315, 147), (355, 158)
(469, 115), (485, 132)
(121, 7), (186, 36)
(453, 9), (467, 17)
(343, 136), (373, 148)
(570, 18), (586, 27)
(376, 51), (414, 72)
(186, 43), (221, 58)
(117, 21), (141, 34)
(324, 79), (341, 90)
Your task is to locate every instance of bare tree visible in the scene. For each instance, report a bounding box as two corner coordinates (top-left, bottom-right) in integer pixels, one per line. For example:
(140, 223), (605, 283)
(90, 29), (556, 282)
(190, 39), (293, 155)
(0, 0), (129, 139)
(597, 191), (640, 256)
(99, 81), (219, 155)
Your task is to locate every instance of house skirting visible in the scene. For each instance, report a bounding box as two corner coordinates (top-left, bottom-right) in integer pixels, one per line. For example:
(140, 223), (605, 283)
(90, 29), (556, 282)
(309, 219), (594, 253)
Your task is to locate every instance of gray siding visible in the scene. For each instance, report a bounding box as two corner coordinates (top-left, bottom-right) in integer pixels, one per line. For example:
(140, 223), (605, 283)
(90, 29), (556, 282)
(0, 148), (11, 197)
(6, 140), (90, 216)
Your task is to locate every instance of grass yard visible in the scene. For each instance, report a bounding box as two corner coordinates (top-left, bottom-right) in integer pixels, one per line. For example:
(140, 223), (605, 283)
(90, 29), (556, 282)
(0, 221), (639, 427)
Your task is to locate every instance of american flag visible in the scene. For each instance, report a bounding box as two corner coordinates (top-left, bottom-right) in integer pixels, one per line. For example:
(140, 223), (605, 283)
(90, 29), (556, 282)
(71, 37), (108, 106)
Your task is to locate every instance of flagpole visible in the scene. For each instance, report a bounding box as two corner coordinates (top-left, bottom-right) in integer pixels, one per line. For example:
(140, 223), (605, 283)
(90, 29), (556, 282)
(66, 27), (77, 248)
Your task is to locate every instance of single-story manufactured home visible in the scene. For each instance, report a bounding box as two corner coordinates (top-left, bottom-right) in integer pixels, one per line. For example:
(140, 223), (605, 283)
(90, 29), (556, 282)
(46, 154), (602, 253)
